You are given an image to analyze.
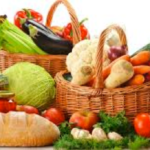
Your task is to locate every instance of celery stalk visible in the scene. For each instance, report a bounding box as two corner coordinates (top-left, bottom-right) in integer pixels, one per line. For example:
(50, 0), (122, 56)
(2, 30), (35, 54)
(0, 16), (47, 55)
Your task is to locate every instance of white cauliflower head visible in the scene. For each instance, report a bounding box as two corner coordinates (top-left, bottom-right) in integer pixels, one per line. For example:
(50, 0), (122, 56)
(66, 31), (121, 86)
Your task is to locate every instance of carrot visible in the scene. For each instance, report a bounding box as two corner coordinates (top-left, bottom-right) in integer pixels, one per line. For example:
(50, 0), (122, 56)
(133, 65), (150, 75)
(131, 51), (150, 66)
(103, 55), (131, 80)
(126, 74), (145, 86)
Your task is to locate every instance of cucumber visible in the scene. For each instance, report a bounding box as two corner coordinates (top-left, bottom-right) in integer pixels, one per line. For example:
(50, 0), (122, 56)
(131, 43), (150, 57)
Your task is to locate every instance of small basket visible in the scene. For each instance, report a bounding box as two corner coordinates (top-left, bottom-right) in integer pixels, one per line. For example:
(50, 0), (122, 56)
(54, 24), (150, 122)
(0, 0), (81, 77)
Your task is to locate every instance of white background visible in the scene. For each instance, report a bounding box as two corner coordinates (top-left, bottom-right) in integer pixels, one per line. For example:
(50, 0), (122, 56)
(1, 0), (150, 54)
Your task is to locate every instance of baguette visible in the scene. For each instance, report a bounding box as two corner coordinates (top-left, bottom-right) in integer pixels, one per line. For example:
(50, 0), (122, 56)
(0, 111), (60, 147)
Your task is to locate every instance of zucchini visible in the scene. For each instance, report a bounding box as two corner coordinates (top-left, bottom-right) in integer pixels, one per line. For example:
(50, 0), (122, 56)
(131, 43), (150, 57)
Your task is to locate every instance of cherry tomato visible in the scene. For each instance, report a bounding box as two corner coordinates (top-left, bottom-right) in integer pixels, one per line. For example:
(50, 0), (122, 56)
(134, 113), (150, 137)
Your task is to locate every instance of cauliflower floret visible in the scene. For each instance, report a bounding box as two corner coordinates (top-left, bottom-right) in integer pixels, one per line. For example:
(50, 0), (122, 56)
(71, 60), (95, 85)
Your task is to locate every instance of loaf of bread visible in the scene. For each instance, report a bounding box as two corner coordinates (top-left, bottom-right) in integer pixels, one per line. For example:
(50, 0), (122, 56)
(0, 111), (60, 146)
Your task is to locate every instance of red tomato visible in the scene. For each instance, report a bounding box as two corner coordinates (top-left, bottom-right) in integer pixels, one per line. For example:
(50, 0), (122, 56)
(42, 108), (65, 126)
(134, 113), (150, 137)
(16, 105), (39, 114)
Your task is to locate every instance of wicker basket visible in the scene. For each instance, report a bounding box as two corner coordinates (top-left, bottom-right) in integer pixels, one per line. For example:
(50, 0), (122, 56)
(0, 0), (81, 77)
(54, 24), (150, 122)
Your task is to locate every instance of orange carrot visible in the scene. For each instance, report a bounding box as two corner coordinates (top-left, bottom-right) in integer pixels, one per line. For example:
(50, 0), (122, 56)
(133, 65), (150, 75)
(131, 51), (150, 66)
(126, 74), (145, 86)
(103, 55), (131, 80)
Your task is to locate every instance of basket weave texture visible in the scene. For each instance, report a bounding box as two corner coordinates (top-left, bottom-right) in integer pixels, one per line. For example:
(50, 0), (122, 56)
(0, 0), (81, 77)
(54, 24), (150, 122)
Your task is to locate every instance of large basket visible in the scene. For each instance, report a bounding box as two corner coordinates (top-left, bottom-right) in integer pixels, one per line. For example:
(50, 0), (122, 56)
(54, 24), (150, 122)
(0, 0), (81, 77)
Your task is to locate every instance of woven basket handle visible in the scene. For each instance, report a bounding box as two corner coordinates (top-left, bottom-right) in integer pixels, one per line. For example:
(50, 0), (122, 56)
(94, 24), (128, 89)
(45, 0), (81, 45)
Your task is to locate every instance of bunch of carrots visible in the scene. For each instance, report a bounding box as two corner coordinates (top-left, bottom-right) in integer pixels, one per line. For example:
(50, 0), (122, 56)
(102, 51), (150, 86)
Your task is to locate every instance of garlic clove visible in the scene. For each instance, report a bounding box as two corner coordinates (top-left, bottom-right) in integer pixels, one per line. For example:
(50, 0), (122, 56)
(108, 132), (123, 141)
(92, 127), (107, 141)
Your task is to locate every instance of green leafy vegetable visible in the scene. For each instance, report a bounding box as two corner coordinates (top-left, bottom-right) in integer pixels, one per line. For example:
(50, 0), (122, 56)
(3, 62), (55, 111)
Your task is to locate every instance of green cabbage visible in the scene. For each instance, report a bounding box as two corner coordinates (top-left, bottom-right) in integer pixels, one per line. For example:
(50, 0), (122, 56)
(3, 62), (55, 111)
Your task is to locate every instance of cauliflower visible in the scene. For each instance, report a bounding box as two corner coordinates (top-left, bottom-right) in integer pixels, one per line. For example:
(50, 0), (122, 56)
(66, 31), (120, 86)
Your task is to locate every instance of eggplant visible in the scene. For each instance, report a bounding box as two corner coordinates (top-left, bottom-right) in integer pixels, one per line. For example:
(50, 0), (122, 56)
(22, 19), (56, 36)
(22, 20), (73, 55)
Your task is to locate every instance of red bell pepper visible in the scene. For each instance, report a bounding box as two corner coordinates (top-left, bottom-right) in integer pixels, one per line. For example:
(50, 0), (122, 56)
(14, 9), (43, 29)
(63, 18), (90, 42)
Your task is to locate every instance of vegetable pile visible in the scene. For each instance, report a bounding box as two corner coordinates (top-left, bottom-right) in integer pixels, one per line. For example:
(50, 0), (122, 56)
(65, 32), (150, 88)
(54, 111), (150, 150)
(0, 9), (77, 55)
(1, 6), (150, 149)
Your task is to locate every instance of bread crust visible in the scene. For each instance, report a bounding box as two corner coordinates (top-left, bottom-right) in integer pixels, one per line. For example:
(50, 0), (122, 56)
(0, 111), (60, 146)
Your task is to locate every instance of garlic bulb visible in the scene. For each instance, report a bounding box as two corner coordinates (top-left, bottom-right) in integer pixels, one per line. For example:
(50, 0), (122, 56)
(71, 128), (92, 139)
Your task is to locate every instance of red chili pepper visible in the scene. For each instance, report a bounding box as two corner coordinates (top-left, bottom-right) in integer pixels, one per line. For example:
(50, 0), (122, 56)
(14, 9), (43, 29)
(63, 18), (90, 42)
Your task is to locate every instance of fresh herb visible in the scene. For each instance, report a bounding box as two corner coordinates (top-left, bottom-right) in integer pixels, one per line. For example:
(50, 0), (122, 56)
(96, 111), (135, 136)
(58, 121), (72, 137)
(54, 134), (150, 150)
(128, 135), (150, 150)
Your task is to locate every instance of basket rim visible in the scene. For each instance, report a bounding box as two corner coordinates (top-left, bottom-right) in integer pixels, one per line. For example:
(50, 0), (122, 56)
(0, 50), (66, 60)
(55, 70), (150, 96)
